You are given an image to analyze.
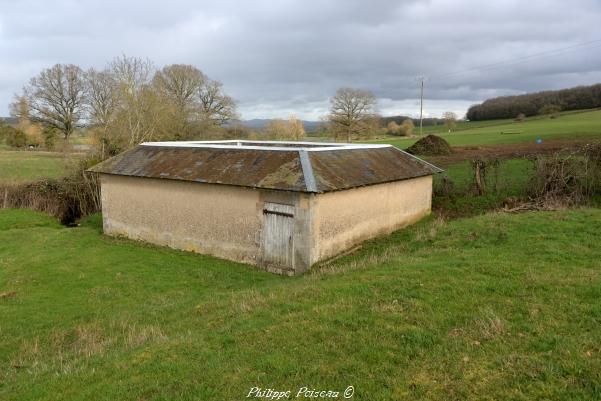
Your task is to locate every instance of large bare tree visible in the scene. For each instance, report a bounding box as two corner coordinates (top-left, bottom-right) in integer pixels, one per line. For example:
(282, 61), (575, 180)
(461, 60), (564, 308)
(153, 64), (206, 138)
(154, 64), (205, 113)
(86, 69), (118, 127)
(328, 87), (377, 142)
(197, 79), (237, 126)
(17, 64), (86, 152)
(108, 56), (166, 147)
(86, 68), (119, 157)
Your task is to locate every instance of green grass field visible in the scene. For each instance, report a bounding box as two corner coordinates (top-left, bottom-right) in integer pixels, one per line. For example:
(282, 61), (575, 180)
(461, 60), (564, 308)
(374, 109), (601, 148)
(0, 151), (71, 183)
(1, 208), (600, 400)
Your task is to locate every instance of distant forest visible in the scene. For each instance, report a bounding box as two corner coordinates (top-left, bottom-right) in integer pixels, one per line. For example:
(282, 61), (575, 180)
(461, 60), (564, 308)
(466, 83), (601, 121)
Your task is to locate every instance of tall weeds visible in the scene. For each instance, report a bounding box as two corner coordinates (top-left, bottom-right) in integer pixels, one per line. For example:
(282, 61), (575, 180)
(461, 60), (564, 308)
(527, 143), (601, 208)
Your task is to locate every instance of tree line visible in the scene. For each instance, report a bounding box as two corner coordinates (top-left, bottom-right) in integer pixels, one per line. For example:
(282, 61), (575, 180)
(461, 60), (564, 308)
(3, 57), (466, 154)
(8, 56), (240, 156)
(466, 83), (601, 121)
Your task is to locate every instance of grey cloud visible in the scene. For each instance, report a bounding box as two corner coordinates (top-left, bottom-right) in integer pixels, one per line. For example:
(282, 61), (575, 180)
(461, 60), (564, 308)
(1, 0), (601, 120)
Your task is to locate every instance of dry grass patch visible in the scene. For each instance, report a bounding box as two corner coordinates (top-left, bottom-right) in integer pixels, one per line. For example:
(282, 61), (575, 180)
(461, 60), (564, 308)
(474, 308), (506, 340)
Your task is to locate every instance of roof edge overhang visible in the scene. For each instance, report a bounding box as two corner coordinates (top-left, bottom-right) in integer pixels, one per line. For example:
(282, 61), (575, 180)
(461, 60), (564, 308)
(87, 140), (443, 193)
(93, 169), (438, 194)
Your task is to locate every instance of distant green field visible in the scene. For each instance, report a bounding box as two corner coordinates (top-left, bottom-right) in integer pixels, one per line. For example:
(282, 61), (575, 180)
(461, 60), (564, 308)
(374, 109), (601, 148)
(1, 208), (600, 400)
(0, 151), (71, 183)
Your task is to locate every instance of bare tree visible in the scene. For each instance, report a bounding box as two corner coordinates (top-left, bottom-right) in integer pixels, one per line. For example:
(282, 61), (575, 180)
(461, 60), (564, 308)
(154, 64), (205, 113)
(443, 111), (457, 132)
(328, 87), (377, 142)
(108, 56), (165, 147)
(16, 64), (86, 153)
(153, 64), (206, 138)
(17, 57), (240, 154)
(110, 55), (154, 96)
(87, 69), (118, 127)
(86, 68), (119, 157)
(197, 78), (238, 126)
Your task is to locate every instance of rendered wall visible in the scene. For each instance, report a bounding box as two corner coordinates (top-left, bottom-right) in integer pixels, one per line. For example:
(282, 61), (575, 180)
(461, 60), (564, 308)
(313, 175), (433, 262)
(99, 174), (433, 274)
(99, 174), (313, 273)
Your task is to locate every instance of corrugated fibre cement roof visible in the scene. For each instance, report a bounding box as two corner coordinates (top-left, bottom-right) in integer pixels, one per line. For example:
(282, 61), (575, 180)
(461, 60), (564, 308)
(88, 140), (442, 193)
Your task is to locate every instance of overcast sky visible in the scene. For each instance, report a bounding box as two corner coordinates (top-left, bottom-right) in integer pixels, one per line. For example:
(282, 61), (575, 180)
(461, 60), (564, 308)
(1, 0), (601, 120)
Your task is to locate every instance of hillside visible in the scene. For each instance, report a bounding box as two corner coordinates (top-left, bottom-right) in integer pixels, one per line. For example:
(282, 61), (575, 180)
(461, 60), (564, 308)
(376, 108), (601, 148)
(467, 83), (601, 121)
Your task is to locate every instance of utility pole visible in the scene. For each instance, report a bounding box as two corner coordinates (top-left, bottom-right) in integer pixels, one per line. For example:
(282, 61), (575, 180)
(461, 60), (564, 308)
(419, 77), (424, 136)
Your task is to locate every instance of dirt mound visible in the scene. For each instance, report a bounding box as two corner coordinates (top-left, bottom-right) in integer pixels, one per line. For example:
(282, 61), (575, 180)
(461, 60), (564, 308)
(406, 135), (453, 156)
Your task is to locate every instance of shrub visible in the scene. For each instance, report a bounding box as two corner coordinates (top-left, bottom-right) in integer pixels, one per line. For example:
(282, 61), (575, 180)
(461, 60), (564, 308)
(538, 104), (562, 118)
(433, 176), (455, 198)
(398, 119), (414, 136)
(0, 156), (101, 225)
(527, 145), (601, 207)
(386, 121), (400, 135)
(470, 158), (500, 196)
(4, 126), (27, 148)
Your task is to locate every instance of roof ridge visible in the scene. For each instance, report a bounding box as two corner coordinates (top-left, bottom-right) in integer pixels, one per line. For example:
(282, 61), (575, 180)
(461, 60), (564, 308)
(140, 140), (391, 152)
(298, 149), (317, 192)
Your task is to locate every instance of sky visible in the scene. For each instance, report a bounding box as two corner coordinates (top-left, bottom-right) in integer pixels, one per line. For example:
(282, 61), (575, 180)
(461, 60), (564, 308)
(1, 0), (601, 120)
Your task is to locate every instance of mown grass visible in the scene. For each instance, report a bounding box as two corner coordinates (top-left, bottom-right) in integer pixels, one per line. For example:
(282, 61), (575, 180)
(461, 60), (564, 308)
(374, 109), (601, 148)
(0, 151), (71, 183)
(1, 208), (600, 400)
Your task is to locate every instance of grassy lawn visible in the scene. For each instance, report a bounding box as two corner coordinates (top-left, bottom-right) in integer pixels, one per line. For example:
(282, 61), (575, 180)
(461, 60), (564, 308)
(1, 208), (600, 400)
(0, 151), (72, 183)
(372, 109), (601, 148)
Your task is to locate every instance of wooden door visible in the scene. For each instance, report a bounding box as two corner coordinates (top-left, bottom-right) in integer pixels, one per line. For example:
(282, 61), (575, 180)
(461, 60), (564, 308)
(262, 202), (295, 269)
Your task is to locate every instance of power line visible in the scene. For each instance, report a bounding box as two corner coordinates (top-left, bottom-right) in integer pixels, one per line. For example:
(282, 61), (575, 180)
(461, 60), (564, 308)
(411, 39), (601, 120)
(432, 39), (601, 80)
